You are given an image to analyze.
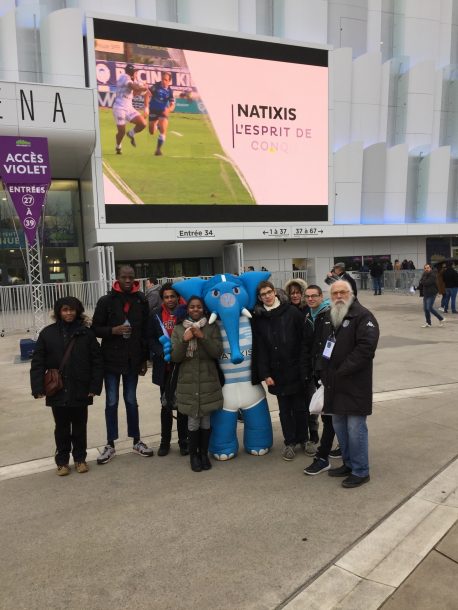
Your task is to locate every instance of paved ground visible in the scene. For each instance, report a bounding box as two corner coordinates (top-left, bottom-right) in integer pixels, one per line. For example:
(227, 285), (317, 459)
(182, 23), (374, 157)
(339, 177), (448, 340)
(0, 291), (457, 610)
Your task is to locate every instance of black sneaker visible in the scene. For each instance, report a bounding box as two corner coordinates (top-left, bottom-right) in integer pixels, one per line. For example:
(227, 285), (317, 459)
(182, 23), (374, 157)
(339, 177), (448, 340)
(304, 458), (330, 476)
(115, 147), (122, 155)
(328, 464), (352, 477)
(157, 443), (170, 457)
(342, 474), (370, 488)
(179, 444), (189, 456)
(329, 447), (342, 459)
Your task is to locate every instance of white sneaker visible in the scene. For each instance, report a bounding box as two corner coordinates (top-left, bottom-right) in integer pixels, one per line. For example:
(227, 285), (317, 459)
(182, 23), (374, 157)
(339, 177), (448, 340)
(133, 441), (154, 457)
(421, 323), (431, 328)
(439, 318), (446, 327)
(97, 444), (116, 464)
(438, 307), (445, 312)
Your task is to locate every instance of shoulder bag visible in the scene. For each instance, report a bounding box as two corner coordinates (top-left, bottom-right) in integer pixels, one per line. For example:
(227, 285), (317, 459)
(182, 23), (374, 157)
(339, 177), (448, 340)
(44, 338), (76, 397)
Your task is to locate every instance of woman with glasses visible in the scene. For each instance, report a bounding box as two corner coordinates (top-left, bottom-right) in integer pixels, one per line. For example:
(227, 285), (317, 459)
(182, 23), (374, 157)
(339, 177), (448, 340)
(252, 281), (311, 461)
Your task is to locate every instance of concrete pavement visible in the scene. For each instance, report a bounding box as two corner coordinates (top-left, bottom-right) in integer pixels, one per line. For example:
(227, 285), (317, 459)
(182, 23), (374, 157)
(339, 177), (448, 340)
(0, 291), (457, 609)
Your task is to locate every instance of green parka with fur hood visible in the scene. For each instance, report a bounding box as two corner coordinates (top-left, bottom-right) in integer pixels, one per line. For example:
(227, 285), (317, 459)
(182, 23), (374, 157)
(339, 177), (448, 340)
(171, 322), (223, 418)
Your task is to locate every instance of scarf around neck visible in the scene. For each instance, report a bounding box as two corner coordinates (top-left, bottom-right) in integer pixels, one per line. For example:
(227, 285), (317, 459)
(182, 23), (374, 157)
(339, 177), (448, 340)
(264, 297), (281, 311)
(182, 317), (207, 357)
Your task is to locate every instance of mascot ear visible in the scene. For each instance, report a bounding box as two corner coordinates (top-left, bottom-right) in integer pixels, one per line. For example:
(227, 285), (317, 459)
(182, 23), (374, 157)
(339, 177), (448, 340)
(239, 271), (271, 309)
(172, 278), (207, 301)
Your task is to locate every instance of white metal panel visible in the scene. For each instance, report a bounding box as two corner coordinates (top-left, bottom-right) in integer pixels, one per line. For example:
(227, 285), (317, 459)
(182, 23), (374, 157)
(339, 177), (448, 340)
(361, 142), (386, 223)
(423, 146), (451, 222)
(177, 0), (238, 31)
(280, 0), (327, 44)
(332, 47), (353, 148)
(385, 143), (408, 223)
(87, 245), (107, 282)
(40, 9), (85, 87)
(0, 9), (19, 82)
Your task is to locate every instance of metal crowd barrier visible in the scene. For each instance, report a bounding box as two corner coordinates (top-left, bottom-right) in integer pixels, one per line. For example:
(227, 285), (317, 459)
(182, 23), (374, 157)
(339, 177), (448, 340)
(355, 270), (423, 292)
(0, 280), (111, 336)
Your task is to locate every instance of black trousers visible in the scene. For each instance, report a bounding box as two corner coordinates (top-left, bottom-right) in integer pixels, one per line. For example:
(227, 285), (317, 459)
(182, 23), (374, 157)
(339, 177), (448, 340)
(51, 405), (88, 466)
(160, 406), (188, 446)
(277, 391), (308, 446)
(316, 415), (336, 460)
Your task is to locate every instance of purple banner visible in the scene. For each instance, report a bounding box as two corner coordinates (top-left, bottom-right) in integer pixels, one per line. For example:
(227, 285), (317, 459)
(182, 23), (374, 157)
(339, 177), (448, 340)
(0, 136), (51, 245)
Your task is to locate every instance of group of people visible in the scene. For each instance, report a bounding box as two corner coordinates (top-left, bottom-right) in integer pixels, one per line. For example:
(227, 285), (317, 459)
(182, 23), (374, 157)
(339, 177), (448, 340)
(112, 64), (175, 157)
(30, 265), (380, 488)
(418, 261), (458, 327)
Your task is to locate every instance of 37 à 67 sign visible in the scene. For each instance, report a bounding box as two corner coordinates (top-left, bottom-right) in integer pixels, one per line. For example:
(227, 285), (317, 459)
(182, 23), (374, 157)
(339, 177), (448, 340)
(0, 136), (51, 245)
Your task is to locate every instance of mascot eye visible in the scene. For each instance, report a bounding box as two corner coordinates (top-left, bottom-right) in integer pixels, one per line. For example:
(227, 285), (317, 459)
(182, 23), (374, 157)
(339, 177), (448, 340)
(212, 289), (220, 297)
(233, 287), (241, 295)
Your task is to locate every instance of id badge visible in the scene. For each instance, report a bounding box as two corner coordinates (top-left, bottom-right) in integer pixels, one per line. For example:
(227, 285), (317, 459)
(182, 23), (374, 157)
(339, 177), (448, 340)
(322, 337), (336, 360)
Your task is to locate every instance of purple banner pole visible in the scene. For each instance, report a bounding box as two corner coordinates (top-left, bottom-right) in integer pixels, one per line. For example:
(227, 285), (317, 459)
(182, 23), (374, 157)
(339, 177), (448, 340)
(0, 136), (51, 245)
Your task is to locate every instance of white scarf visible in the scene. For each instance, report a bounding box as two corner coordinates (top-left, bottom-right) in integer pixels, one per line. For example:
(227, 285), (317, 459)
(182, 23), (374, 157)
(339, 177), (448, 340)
(182, 317), (207, 357)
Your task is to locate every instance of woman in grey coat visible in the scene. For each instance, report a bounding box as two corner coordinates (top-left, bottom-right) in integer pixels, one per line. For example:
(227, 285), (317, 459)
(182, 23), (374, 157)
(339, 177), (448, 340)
(171, 296), (223, 472)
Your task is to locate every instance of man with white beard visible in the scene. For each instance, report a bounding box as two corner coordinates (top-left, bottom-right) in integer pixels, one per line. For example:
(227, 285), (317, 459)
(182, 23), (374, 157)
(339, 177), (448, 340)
(319, 280), (379, 488)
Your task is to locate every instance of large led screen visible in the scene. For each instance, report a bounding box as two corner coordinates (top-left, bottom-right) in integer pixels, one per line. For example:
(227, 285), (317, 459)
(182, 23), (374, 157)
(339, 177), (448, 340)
(92, 19), (329, 224)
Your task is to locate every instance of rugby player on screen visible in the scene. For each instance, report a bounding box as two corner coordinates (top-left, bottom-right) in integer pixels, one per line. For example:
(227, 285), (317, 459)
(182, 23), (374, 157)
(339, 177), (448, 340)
(145, 71), (176, 156)
(112, 63), (148, 154)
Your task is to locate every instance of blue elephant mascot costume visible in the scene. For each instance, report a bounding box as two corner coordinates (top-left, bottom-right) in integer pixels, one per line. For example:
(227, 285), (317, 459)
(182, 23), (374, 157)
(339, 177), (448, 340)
(170, 272), (273, 460)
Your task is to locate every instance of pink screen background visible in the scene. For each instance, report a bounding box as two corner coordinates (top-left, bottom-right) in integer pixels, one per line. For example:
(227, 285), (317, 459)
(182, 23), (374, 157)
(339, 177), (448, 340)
(184, 50), (328, 206)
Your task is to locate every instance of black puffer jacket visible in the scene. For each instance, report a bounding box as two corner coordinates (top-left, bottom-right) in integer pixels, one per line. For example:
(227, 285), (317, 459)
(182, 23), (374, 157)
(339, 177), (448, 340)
(92, 282), (149, 374)
(319, 300), (379, 416)
(30, 321), (103, 407)
(252, 293), (311, 396)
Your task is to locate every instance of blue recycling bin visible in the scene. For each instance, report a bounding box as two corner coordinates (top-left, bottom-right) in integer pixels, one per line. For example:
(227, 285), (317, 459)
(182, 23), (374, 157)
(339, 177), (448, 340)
(20, 338), (36, 361)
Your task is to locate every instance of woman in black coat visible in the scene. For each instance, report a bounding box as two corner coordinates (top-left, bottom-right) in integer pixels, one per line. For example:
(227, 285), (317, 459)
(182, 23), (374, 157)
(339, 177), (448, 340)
(252, 281), (311, 461)
(30, 297), (103, 476)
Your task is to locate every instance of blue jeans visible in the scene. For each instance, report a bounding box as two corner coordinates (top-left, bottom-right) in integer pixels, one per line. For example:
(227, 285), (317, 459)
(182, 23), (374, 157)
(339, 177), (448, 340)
(423, 296), (443, 325)
(332, 414), (369, 477)
(444, 287), (458, 313)
(372, 277), (382, 294)
(104, 371), (140, 442)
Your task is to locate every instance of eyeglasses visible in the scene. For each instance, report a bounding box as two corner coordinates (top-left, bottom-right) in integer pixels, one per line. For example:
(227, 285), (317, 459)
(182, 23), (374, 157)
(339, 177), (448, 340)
(259, 289), (274, 298)
(332, 290), (350, 296)
(305, 294), (320, 299)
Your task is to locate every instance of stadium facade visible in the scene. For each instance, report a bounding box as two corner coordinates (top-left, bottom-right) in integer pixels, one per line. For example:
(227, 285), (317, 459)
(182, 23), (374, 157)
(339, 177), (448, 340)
(0, 0), (457, 286)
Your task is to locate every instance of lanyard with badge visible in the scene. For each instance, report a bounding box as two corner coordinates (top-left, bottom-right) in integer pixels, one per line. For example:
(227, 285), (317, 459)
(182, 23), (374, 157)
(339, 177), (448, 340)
(322, 332), (336, 359)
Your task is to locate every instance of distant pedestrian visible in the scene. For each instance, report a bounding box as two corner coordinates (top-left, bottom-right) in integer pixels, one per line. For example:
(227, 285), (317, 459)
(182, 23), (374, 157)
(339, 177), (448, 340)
(144, 277), (162, 313)
(442, 262), (458, 314)
(324, 262), (358, 297)
(370, 261), (383, 295)
(418, 264), (445, 328)
(30, 297), (103, 476)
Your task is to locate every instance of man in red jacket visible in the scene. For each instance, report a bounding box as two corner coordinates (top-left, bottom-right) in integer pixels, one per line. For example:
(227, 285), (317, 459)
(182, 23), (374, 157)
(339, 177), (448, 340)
(92, 265), (154, 464)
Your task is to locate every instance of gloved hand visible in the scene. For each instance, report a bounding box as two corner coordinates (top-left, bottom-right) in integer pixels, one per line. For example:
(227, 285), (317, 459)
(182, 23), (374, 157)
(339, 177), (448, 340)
(159, 334), (172, 363)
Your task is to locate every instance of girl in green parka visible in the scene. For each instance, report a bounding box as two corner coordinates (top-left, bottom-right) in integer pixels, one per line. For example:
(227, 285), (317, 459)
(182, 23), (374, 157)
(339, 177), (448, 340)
(171, 296), (223, 472)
